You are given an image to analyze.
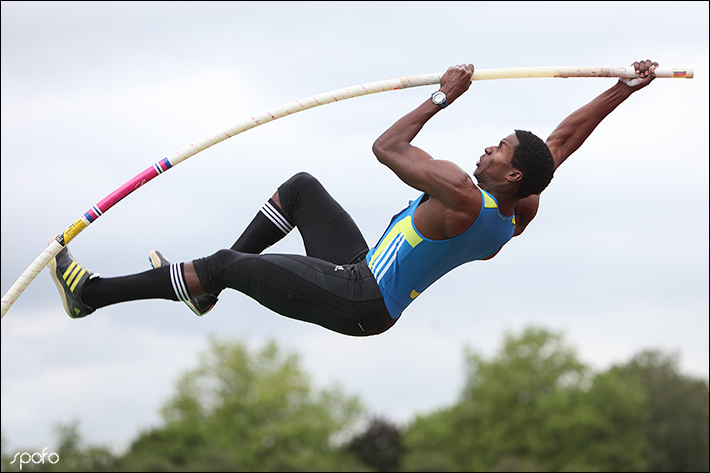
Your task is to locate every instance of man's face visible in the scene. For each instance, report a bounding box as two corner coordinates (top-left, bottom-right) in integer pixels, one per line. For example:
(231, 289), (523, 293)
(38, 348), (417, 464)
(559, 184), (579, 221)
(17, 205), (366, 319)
(473, 132), (519, 181)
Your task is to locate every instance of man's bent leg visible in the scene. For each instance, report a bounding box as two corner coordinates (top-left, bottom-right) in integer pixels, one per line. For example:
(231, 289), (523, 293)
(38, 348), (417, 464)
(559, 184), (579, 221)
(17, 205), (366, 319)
(228, 172), (367, 263)
(198, 172), (368, 310)
(149, 172), (369, 316)
(276, 172), (369, 265)
(179, 180), (297, 311)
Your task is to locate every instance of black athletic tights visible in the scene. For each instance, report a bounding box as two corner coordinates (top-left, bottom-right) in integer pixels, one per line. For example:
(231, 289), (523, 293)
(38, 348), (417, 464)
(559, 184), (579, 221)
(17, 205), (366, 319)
(84, 172), (394, 336)
(193, 172), (394, 336)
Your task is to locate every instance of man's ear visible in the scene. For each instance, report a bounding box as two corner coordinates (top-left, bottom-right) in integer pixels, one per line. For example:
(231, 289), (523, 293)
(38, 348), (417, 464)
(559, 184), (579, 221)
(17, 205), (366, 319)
(507, 169), (523, 183)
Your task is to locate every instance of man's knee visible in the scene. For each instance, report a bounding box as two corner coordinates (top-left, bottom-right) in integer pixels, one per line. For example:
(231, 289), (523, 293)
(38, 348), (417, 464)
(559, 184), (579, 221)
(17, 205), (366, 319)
(284, 172), (322, 191)
(278, 172), (326, 208)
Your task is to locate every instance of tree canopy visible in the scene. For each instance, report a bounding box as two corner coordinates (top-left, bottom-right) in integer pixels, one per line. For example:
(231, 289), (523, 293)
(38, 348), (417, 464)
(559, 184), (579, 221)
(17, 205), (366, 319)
(2, 328), (707, 472)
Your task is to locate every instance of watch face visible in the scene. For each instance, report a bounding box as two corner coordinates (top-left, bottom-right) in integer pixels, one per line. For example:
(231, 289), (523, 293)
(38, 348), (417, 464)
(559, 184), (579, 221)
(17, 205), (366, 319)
(433, 92), (444, 104)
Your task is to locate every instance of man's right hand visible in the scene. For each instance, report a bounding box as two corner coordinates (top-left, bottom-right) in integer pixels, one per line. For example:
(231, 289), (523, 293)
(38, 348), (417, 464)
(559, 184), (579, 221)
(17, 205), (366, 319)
(619, 59), (658, 91)
(439, 63), (475, 105)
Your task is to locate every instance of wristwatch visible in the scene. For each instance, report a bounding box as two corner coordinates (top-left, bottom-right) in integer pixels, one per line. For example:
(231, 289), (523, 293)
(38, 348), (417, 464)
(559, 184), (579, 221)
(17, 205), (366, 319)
(431, 91), (448, 108)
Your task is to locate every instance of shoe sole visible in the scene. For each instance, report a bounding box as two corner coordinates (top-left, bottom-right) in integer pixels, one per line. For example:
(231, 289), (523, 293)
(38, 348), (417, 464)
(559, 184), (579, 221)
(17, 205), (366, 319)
(149, 250), (166, 269)
(49, 252), (73, 317)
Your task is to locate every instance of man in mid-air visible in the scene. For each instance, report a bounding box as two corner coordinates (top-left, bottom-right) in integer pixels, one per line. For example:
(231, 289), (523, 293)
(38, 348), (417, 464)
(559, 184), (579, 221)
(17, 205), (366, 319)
(49, 60), (658, 336)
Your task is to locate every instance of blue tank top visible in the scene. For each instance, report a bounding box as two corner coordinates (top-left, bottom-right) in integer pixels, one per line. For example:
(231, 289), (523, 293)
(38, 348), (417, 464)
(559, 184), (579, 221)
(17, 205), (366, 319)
(366, 186), (515, 319)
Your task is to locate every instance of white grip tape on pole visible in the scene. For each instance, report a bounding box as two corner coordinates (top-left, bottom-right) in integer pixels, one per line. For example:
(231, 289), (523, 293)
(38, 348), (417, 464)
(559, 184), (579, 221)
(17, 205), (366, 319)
(1, 239), (63, 316)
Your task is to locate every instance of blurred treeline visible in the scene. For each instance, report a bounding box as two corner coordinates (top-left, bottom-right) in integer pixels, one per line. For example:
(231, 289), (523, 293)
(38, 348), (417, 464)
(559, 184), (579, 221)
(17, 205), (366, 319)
(2, 326), (708, 472)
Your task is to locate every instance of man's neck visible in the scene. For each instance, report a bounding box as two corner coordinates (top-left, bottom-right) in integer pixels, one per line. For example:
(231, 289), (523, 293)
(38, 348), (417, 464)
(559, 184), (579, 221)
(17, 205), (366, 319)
(477, 182), (518, 217)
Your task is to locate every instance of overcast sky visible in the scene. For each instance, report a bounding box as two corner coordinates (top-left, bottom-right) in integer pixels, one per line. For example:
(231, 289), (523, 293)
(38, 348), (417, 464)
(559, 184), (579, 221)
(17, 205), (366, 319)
(2, 1), (708, 454)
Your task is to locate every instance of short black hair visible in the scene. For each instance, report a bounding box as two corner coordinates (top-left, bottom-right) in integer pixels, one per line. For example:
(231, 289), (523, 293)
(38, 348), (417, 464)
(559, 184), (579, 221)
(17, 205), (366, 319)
(511, 129), (555, 198)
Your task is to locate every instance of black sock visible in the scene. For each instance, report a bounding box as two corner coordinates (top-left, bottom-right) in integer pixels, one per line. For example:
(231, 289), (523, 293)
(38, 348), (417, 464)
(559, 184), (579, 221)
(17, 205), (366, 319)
(230, 198), (294, 253)
(188, 198), (293, 303)
(82, 264), (190, 309)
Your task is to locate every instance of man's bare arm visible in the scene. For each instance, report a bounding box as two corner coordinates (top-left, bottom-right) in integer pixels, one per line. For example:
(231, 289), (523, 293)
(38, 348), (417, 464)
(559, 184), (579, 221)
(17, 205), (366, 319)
(372, 64), (475, 208)
(546, 59), (658, 169)
(512, 60), (658, 239)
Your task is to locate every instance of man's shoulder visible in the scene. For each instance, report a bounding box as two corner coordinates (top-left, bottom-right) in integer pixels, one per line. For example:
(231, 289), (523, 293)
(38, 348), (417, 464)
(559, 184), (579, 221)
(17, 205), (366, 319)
(511, 194), (540, 237)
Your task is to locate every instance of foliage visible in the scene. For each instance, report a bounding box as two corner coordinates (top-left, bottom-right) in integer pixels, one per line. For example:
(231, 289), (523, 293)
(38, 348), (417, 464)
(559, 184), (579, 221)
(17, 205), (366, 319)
(611, 350), (710, 472)
(116, 337), (366, 472)
(2, 329), (708, 472)
(347, 416), (404, 472)
(402, 327), (649, 472)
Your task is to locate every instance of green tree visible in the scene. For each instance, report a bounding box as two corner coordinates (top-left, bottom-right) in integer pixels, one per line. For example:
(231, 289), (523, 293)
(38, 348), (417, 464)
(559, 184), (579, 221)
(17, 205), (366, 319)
(611, 350), (709, 472)
(399, 407), (461, 472)
(529, 366), (648, 471)
(402, 326), (649, 472)
(347, 416), (404, 472)
(118, 337), (366, 472)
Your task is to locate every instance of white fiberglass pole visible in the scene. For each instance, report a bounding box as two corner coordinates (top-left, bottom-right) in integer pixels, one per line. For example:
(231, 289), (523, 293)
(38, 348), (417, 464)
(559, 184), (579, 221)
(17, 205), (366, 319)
(1, 65), (693, 318)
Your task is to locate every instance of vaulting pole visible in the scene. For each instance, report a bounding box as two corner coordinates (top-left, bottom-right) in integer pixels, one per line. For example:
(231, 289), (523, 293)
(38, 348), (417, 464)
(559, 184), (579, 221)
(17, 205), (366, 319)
(1, 65), (693, 318)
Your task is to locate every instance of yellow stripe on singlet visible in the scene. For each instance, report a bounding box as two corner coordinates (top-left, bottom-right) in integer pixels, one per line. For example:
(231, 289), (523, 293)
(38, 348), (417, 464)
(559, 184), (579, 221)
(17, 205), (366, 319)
(478, 187), (498, 209)
(369, 216), (423, 264)
(478, 185), (516, 225)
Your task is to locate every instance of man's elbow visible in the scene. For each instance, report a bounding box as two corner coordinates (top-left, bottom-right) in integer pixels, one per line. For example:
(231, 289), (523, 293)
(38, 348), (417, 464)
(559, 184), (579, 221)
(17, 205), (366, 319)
(372, 137), (393, 165)
(371, 140), (384, 162)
